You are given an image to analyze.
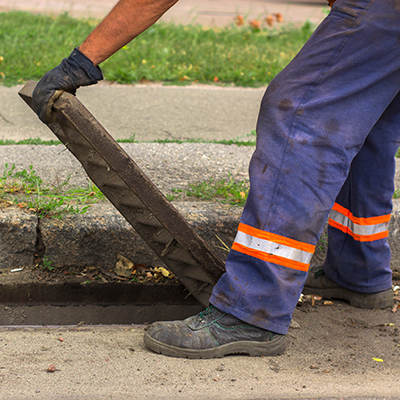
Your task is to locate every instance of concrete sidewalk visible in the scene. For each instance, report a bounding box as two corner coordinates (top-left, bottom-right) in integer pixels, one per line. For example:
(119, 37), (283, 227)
(0, 0), (328, 26)
(0, 83), (265, 142)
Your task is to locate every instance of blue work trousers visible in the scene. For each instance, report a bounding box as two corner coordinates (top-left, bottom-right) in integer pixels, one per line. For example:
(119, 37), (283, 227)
(210, 0), (400, 335)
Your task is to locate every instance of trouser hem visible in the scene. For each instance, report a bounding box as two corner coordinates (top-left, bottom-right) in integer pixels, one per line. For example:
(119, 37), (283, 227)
(323, 266), (393, 294)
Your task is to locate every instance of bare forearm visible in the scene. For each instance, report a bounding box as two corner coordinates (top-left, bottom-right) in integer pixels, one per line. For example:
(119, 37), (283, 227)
(79, 0), (179, 66)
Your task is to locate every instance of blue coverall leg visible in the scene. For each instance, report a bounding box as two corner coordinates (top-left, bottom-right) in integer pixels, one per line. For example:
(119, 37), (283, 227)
(324, 93), (400, 293)
(209, 0), (400, 335)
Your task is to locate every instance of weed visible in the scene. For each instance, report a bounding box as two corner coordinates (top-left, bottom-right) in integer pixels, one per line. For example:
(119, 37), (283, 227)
(317, 232), (328, 251)
(394, 189), (400, 199)
(42, 256), (55, 271)
(166, 188), (185, 201)
(0, 163), (104, 218)
(116, 134), (136, 143)
(187, 173), (249, 206)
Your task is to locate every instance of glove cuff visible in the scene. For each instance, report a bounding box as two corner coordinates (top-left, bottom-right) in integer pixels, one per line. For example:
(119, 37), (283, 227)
(68, 47), (103, 82)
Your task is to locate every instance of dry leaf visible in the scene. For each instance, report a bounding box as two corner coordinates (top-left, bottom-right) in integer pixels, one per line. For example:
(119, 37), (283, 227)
(156, 267), (170, 277)
(114, 254), (134, 277)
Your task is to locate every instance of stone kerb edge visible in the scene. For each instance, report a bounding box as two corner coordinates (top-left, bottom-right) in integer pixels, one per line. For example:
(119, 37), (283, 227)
(1, 200), (400, 271)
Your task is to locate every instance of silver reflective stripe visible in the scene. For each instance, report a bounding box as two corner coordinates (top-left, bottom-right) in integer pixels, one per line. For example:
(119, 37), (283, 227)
(329, 210), (390, 236)
(234, 231), (313, 264)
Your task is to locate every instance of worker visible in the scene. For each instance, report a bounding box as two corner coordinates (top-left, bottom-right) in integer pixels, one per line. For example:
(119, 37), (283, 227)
(32, 0), (398, 358)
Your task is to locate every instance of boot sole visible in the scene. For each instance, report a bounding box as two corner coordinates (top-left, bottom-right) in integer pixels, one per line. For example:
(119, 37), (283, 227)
(302, 286), (393, 309)
(144, 332), (288, 359)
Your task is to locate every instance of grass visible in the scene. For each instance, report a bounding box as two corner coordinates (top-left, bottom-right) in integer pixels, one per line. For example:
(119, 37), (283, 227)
(0, 11), (315, 87)
(0, 130), (257, 147)
(0, 138), (63, 146)
(0, 163), (105, 218)
(154, 130), (257, 146)
(187, 173), (249, 206)
(1, 161), (398, 219)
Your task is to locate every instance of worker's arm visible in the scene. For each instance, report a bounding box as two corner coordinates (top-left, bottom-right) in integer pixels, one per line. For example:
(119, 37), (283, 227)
(79, 0), (179, 65)
(32, 0), (179, 123)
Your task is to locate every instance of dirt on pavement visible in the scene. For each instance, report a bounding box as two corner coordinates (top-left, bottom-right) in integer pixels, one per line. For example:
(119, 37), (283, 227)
(0, 269), (399, 398)
(0, 297), (399, 399)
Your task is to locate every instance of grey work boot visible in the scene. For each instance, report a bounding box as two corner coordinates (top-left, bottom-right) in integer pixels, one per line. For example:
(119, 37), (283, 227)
(303, 265), (393, 309)
(144, 305), (288, 359)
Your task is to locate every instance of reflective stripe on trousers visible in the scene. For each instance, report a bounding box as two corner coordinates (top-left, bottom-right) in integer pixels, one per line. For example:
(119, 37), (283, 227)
(329, 203), (391, 242)
(232, 223), (315, 271)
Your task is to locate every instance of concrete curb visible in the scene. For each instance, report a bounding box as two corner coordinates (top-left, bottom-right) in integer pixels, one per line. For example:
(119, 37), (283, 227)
(1, 198), (400, 272)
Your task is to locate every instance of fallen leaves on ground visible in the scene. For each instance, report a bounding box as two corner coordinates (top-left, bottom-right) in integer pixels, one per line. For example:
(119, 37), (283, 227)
(112, 255), (175, 283)
(114, 254), (134, 277)
(298, 294), (329, 307)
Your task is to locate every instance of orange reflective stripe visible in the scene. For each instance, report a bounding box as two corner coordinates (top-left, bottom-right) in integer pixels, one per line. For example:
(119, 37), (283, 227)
(332, 203), (391, 226)
(329, 219), (389, 242)
(232, 242), (310, 272)
(238, 223), (315, 254)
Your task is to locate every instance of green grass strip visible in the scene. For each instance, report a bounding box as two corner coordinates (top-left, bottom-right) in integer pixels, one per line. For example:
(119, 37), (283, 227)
(0, 11), (314, 87)
(0, 130), (257, 146)
(0, 138), (62, 146)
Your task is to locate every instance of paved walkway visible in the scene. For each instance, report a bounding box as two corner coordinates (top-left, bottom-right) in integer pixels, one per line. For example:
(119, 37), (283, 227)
(0, 0), (328, 25)
(1, 83), (265, 142)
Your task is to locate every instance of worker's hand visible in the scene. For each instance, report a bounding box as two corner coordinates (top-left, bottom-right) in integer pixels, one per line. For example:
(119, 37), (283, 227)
(32, 48), (103, 124)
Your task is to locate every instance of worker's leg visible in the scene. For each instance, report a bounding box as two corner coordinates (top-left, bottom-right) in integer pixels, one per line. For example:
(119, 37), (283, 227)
(144, 0), (400, 357)
(322, 93), (400, 292)
(209, 0), (400, 335)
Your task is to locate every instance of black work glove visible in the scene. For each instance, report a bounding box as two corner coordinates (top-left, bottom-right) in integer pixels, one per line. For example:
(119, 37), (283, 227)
(32, 47), (103, 124)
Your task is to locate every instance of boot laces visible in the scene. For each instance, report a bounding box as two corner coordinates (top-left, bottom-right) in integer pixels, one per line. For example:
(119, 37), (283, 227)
(197, 305), (217, 320)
